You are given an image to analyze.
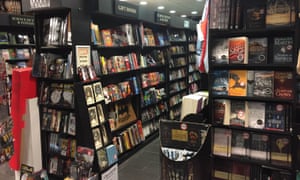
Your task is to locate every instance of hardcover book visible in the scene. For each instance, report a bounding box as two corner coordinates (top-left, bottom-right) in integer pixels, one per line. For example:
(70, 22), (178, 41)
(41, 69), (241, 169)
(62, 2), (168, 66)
(231, 130), (250, 157)
(229, 100), (247, 127)
(274, 71), (294, 99)
(248, 37), (268, 64)
(211, 38), (229, 64)
(228, 70), (247, 96)
(270, 135), (291, 166)
(244, 2), (266, 29)
(213, 99), (230, 125)
(248, 101), (265, 129)
(249, 133), (270, 160)
(265, 103), (287, 131)
(228, 36), (248, 64)
(266, 0), (295, 28)
(213, 128), (231, 157)
(253, 71), (274, 97)
(211, 70), (228, 96)
(273, 37), (293, 64)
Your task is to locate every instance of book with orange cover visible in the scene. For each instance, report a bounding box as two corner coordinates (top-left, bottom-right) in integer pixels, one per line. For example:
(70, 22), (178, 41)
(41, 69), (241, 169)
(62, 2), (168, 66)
(228, 70), (247, 96)
(228, 36), (248, 64)
(101, 29), (113, 47)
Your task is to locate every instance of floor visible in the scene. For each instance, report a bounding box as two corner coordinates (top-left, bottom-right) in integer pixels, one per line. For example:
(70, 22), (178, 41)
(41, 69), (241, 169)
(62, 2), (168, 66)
(0, 137), (161, 180)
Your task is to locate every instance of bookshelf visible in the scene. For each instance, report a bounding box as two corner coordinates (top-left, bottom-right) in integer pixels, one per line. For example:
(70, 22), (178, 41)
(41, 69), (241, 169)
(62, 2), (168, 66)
(209, 0), (299, 179)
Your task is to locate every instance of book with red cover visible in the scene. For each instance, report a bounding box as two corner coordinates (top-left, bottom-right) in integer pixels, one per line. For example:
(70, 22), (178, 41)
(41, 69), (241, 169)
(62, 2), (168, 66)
(228, 36), (248, 64)
(274, 71), (294, 99)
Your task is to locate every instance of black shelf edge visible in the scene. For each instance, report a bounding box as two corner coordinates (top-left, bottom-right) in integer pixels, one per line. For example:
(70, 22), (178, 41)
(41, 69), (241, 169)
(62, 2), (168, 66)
(0, 44), (35, 48)
(211, 95), (294, 104)
(210, 64), (295, 70)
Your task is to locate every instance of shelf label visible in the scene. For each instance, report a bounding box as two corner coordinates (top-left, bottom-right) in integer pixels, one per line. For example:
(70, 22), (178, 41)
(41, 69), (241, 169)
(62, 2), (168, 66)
(155, 12), (171, 25)
(10, 15), (34, 27)
(114, 1), (138, 18)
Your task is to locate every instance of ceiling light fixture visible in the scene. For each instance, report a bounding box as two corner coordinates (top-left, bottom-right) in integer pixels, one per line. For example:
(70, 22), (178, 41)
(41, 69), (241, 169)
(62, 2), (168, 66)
(169, 10), (176, 14)
(191, 11), (198, 14)
(181, 14), (187, 18)
(140, 1), (148, 5)
(157, 6), (165, 10)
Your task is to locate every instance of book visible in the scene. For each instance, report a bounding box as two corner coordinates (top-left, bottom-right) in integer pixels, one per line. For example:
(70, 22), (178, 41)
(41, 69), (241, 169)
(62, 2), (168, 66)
(248, 37), (268, 64)
(228, 70), (247, 96)
(229, 100), (247, 127)
(247, 70), (255, 97)
(210, 38), (229, 64)
(91, 50), (102, 76)
(274, 71), (294, 99)
(249, 133), (270, 160)
(92, 128), (103, 149)
(213, 99), (230, 125)
(253, 70), (274, 97)
(105, 144), (118, 166)
(247, 101), (265, 129)
(88, 106), (99, 128)
(265, 103), (287, 131)
(231, 162), (251, 180)
(93, 82), (104, 102)
(213, 128), (231, 157)
(96, 104), (105, 124)
(273, 37), (293, 64)
(270, 135), (291, 166)
(244, 2), (266, 29)
(266, 0), (295, 28)
(212, 159), (232, 179)
(231, 130), (250, 157)
(83, 84), (95, 105)
(211, 70), (228, 96)
(101, 29), (113, 46)
(228, 36), (248, 64)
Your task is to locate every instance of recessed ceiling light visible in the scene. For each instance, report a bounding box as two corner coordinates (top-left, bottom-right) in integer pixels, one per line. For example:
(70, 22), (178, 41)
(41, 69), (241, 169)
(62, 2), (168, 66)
(181, 14), (187, 18)
(169, 10), (176, 14)
(191, 11), (198, 14)
(140, 1), (148, 5)
(119, 0), (127, 1)
(157, 6), (165, 10)
(196, 0), (203, 2)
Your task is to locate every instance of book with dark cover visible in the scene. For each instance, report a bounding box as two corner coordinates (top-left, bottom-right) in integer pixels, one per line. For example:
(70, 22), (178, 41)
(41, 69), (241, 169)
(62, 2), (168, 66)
(213, 99), (230, 125)
(228, 70), (247, 96)
(265, 103), (286, 131)
(91, 50), (101, 76)
(249, 133), (270, 160)
(231, 161), (251, 180)
(244, 2), (266, 29)
(212, 159), (232, 179)
(253, 70), (274, 97)
(211, 38), (229, 64)
(247, 70), (255, 97)
(229, 100), (247, 127)
(228, 36), (248, 64)
(266, 0), (295, 28)
(248, 101), (265, 129)
(231, 130), (250, 157)
(273, 37), (293, 64)
(248, 37), (268, 64)
(274, 71), (294, 99)
(270, 135), (291, 166)
(211, 70), (228, 96)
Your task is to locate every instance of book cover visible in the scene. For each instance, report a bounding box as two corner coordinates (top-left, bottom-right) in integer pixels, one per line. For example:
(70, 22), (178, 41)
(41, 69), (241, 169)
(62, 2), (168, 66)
(93, 82), (104, 102)
(273, 37), (293, 64)
(213, 128), (231, 157)
(231, 162), (251, 180)
(249, 133), (270, 160)
(248, 37), (268, 64)
(253, 71), (274, 97)
(211, 38), (229, 64)
(96, 149), (108, 170)
(274, 71), (294, 99)
(228, 70), (247, 96)
(88, 106), (99, 128)
(266, 0), (295, 28)
(229, 100), (247, 127)
(212, 159), (232, 179)
(247, 70), (255, 97)
(270, 135), (291, 166)
(231, 130), (250, 158)
(248, 101), (265, 129)
(211, 70), (228, 96)
(244, 2), (266, 29)
(228, 36), (248, 64)
(265, 103), (286, 131)
(96, 104), (105, 124)
(213, 99), (230, 125)
(101, 29), (113, 47)
(83, 84), (95, 105)
(105, 144), (118, 166)
(92, 128), (103, 149)
(91, 50), (102, 76)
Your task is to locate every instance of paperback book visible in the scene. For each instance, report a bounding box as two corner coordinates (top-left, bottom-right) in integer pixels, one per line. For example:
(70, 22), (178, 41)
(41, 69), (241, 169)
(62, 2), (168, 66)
(231, 130), (250, 157)
(248, 37), (268, 64)
(228, 36), (248, 64)
(211, 70), (228, 96)
(253, 71), (274, 97)
(229, 100), (247, 127)
(247, 101), (265, 129)
(213, 99), (230, 125)
(274, 71), (294, 99)
(228, 70), (247, 96)
(273, 37), (293, 64)
(210, 38), (229, 64)
(265, 103), (287, 131)
(270, 135), (291, 166)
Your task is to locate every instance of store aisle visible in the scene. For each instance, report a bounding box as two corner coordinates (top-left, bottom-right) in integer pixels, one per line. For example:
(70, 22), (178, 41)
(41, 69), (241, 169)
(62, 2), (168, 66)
(0, 162), (14, 180)
(118, 137), (161, 180)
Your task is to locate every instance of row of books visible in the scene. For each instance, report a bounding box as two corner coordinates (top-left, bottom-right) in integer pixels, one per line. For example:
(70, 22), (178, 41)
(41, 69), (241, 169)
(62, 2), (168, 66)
(48, 156), (72, 177)
(188, 72), (201, 83)
(211, 36), (293, 64)
(83, 81), (104, 106)
(41, 107), (76, 136)
(142, 87), (166, 107)
(48, 133), (76, 158)
(39, 82), (75, 108)
(141, 26), (170, 47)
(169, 81), (187, 94)
(0, 48), (31, 61)
(213, 128), (292, 167)
(141, 72), (165, 89)
(212, 159), (292, 180)
(39, 52), (73, 80)
(169, 46), (186, 55)
(0, 117), (13, 165)
(168, 30), (186, 42)
(143, 119), (160, 137)
(0, 32), (34, 45)
(169, 68), (187, 81)
(112, 120), (145, 154)
(96, 144), (118, 171)
(213, 99), (290, 132)
(0, 0), (22, 14)
(210, 0), (296, 30)
(212, 70), (294, 99)
(169, 57), (187, 68)
(43, 15), (71, 46)
(91, 125), (109, 150)
(140, 49), (168, 68)
(141, 101), (168, 122)
(169, 92), (186, 107)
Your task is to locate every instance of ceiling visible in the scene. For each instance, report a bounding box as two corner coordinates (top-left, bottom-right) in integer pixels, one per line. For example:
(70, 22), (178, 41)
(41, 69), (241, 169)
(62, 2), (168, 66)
(118, 0), (205, 21)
